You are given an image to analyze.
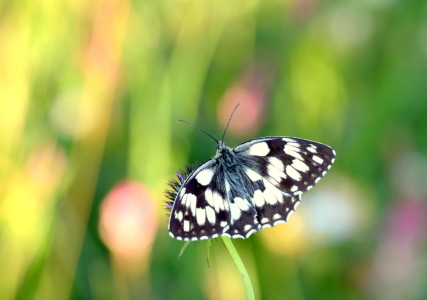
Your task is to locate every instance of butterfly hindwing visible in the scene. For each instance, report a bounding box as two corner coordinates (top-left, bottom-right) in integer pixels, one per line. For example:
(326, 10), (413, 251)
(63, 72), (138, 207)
(222, 173), (301, 236)
(218, 166), (261, 238)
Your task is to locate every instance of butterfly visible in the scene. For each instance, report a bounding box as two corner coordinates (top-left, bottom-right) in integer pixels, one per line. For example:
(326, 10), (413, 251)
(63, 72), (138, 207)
(166, 104), (336, 241)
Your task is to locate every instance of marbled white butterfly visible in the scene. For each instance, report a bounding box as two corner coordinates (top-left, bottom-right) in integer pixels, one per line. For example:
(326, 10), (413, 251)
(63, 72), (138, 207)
(166, 104), (336, 241)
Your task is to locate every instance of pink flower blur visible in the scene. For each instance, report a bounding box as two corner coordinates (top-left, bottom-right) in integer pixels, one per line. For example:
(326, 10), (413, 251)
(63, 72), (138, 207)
(99, 181), (157, 267)
(217, 68), (267, 136)
(388, 199), (425, 243)
(367, 198), (426, 299)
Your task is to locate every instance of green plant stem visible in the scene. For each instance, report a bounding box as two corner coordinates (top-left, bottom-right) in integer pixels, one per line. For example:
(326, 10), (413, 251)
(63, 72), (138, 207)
(221, 237), (255, 300)
(177, 241), (191, 259)
(206, 239), (211, 267)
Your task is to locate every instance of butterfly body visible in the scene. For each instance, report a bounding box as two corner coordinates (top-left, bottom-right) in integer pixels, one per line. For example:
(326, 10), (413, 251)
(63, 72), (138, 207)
(167, 135), (336, 241)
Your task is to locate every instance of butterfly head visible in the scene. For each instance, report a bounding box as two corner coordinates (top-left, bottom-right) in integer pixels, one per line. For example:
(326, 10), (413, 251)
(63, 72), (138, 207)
(216, 140), (225, 151)
(214, 140), (236, 163)
(215, 140), (227, 157)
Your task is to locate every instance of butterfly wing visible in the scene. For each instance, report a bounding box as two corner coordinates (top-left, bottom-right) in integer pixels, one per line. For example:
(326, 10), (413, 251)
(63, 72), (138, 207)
(168, 160), (232, 241)
(220, 173), (302, 237)
(224, 136), (335, 234)
(234, 136), (336, 196)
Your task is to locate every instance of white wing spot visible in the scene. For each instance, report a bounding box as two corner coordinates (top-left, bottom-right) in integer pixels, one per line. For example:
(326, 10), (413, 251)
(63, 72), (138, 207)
(282, 138), (295, 143)
(225, 179), (231, 194)
(177, 211), (183, 221)
(307, 185), (313, 190)
(322, 171), (327, 176)
(230, 203), (241, 220)
(315, 177), (321, 183)
(286, 142), (301, 148)
(294, 202), (300, 209)
(292, 159), (309, 173)
(244, 224), (252, 232)
(206, 206), (216, 224)
(253, 190), (265, 207)
(187, 194), (197, 215)
(180, 194), (188, 207)
(332, 149), (336, 156)
(268, 164), (284, 183)
(290, 185), (298, 192)
(234, 197), (250, 211)
(286, 210), (294, 221)
(212, 191), (224, 212)
(273, 213), (281, 220)
(307, 146), (317, 153)
(205, 189), (214, 206)
(260, 217), (269, 224)
(220, 221), (228, 228)
(183, 220), (190, 232)
(246, 168), (262, 181)
(263, 188), (278, 204)
(196, 168), (214, 186)
(196, 208), (206, 225)
(273, 220), (285, 226)
(312, 155), (324, 165)
(286, 165), (302, 181)
(284, 145), (304, 161)
(248, 142), (270, 156)
(269, 157), (284, 171)
(263, 179), (283, 203)
(245, 229), (256, 238)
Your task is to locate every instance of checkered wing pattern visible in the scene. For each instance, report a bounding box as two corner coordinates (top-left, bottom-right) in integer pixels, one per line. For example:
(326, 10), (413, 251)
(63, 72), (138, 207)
(167, 137), (336, 241)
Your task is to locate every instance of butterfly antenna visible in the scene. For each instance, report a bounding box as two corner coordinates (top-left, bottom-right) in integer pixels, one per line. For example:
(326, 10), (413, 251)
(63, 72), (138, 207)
(221, 103), (240, 143)
(178, 120), (218, 143)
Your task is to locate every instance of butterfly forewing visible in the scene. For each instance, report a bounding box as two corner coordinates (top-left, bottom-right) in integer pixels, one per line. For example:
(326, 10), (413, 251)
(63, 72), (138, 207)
(235, 137), (336, 196)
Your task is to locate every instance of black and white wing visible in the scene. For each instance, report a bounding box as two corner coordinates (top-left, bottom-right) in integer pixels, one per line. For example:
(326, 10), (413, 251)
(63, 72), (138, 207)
(227, 136), (335, 234)
(234, 136), (336, 196)
(167, 160), (232, 241)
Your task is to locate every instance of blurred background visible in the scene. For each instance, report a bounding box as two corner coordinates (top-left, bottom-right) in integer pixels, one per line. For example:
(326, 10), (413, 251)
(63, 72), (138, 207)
(1, 0), (427, 299)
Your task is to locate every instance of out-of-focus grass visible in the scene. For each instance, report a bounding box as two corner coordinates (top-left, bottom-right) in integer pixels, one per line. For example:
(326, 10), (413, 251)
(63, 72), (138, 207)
(1, 0), (427, 299)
